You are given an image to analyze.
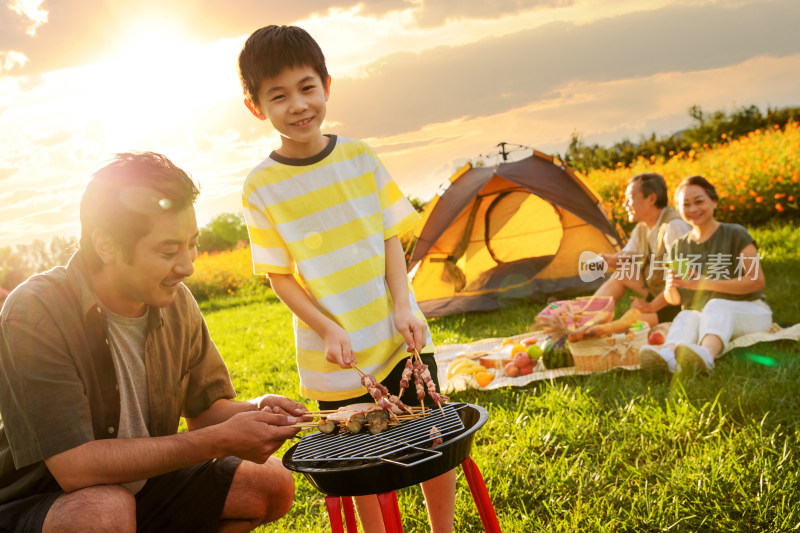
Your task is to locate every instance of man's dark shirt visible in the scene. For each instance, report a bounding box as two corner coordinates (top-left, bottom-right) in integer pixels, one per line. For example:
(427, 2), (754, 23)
(0, 251), (236, 504)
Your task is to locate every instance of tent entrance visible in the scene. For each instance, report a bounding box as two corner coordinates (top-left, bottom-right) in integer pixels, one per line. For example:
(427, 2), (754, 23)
(460, 188), (562, 293)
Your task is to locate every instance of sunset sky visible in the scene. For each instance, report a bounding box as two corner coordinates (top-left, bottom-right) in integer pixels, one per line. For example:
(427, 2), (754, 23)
(2, 0), (799, 247)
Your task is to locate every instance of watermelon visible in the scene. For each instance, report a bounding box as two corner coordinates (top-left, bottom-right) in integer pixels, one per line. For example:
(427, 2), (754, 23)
(542, 336), (574, 369)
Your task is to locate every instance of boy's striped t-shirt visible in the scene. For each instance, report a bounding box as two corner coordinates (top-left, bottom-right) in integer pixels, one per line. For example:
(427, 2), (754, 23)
(242, 136), (432, 401)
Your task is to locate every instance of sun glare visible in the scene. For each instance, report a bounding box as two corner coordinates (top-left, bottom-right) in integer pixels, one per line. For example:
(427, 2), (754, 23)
(84, 17), (238, 151)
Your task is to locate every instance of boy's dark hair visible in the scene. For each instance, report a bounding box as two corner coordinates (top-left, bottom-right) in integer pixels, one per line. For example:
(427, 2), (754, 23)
(238, 25), (328, 107)
(80, 152), (199, 269)
(675, 175), (719, 215)
(629, 172), (668, 209)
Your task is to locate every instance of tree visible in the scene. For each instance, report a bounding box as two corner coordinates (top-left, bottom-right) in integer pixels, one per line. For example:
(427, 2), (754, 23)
(197, 213), (249, 253)
(0, 236), (75, 290)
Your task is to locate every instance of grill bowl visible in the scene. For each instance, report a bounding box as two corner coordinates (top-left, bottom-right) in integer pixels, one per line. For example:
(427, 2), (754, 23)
(282, 403), (488, 496)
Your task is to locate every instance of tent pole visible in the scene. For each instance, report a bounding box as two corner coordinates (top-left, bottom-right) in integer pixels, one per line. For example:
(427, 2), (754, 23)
(497, 142), (509, 161)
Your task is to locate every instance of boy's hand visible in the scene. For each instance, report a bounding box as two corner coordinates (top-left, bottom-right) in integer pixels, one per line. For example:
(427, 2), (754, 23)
(394, 308), (428, 353)
(323, 323), (355, 368)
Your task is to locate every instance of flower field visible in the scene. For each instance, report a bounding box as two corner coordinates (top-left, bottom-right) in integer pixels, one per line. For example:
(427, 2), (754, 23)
(583, 121), (800, 232)
(184, 245), (268, 301)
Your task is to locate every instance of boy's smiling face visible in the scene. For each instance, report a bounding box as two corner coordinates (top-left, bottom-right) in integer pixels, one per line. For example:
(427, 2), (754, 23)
(246, 65), (331, 159)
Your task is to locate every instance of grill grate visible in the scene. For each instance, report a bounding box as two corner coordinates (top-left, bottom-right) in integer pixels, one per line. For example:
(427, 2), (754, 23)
(292, 403), (466, 467)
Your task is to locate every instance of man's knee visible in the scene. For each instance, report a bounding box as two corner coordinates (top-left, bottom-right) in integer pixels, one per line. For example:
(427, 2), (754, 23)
(44, 485), (136, 533)
(261, 458), (295, 522)
(228, 457), (295, 525)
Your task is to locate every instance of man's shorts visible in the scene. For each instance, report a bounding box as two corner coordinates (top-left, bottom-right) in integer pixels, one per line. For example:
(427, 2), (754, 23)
(0, 456), (241, 533)
(318, 351), (440, 410)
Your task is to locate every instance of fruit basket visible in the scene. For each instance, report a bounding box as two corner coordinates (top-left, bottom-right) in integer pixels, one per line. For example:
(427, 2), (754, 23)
(567, 327), (648, 372)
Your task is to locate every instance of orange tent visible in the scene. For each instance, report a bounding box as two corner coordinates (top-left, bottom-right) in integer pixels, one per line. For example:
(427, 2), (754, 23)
(408, 150), (622, 317)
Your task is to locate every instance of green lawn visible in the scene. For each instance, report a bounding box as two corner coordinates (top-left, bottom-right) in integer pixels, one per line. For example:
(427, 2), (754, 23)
(201, 222), (800, 532)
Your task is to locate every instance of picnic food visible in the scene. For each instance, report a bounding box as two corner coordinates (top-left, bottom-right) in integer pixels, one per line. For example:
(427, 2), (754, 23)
(357, 373), (413, 417)
(430, 426), (443, 446)
(412, 355), (450, 412)
(542, 336), (574, 369)
(504, 362), (520, 377)
(317, 419), (339, 434)
(475, 371), (494, 387)
(510, 343), (528, 357)
(526, 344), (543, 359)
(317, 404), (391, 434)
(648, 331), (665, 345)
(446, 359), (487, 378)
(397, 358), (414, 398)
(513, 353), (533, 368)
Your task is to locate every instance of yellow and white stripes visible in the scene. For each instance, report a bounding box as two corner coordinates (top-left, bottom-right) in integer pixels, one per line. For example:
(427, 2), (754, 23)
(242, 137), (429, 400)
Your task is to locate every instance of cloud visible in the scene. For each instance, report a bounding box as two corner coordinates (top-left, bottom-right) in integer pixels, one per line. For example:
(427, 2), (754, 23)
(0, 0), (353, 75)
(8, 0), (48, 35)
(0, 50), (27, 72)
(370, 51), (800, 201)
(329, 0), (800, 139)
(413, 0), (575, 26)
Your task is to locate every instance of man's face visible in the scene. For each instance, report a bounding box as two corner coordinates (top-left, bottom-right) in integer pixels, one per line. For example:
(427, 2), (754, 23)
(623, 182), (654, 223)
(245, 65), (331, 159)
(106, 207), (198, 316)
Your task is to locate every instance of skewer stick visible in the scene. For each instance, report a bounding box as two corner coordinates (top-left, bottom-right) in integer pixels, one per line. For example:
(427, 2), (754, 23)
(288, 422), (321, 428)
(350, 363), (367, 377)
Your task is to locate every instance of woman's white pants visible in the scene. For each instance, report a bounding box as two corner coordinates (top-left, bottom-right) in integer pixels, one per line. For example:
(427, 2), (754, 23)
(664, 298), (773, 349)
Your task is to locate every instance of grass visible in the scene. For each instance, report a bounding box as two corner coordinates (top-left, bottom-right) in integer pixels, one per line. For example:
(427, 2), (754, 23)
(200, 222), (800, 532)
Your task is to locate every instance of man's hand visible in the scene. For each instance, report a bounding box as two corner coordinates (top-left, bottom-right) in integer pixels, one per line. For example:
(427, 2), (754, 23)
(600, 253), (620, 270)
(323, 322), (355, 368)
(629, 296), (654, 313)
(394, 308), (428, 354)
(218, 410), (301, 464)
(253, 394), (308, 418)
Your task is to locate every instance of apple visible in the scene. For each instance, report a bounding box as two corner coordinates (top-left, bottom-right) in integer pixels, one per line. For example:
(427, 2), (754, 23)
(648, 331), (665, 345)
(504, 362), (520, 377)
(526, 344), (543, 360)
(519, 365), (533, 376)
(513, 353), (532, 368)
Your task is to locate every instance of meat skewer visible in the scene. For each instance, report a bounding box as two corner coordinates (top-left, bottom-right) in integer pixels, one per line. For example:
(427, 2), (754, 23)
(411, 351), (448, 415)
(397, 358), (414, 398)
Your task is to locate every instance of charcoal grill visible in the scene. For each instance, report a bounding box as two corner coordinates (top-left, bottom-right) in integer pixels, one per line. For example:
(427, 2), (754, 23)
(283, 403), (502, 532)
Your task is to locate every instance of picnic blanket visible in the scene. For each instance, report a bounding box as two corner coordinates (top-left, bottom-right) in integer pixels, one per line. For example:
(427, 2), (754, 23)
(435, 323), (800, 393)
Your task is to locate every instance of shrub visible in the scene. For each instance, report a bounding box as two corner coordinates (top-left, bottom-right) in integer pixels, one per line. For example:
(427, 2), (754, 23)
(185, 245), (268, 301)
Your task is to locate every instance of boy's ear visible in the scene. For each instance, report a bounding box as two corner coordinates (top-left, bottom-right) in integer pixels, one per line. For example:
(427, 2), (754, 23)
(245, 99), (266, 120)
(324, 76), (331, 101)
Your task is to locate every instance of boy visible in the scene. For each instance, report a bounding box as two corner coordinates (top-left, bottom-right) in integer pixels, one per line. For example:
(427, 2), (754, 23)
(238, 25), (456, 532)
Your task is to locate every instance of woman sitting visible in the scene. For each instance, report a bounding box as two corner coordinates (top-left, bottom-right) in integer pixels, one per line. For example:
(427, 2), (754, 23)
(639, 175), (772, 374)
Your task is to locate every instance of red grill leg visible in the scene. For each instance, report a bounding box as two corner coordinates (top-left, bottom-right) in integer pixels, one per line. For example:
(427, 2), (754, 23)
(376, 491), (404, 533)
(324, 496), (345, 533)
(461, 456), (502, 532)
(342, 496), (358, 532)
